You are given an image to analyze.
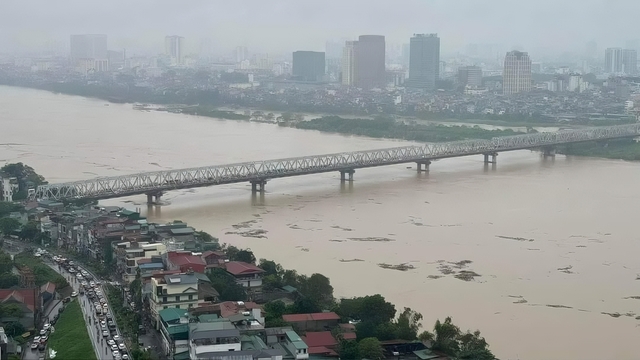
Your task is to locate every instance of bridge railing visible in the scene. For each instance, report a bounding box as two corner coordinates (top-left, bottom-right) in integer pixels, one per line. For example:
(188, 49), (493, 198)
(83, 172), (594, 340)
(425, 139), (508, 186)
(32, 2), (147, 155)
(32, 124), (640, 200)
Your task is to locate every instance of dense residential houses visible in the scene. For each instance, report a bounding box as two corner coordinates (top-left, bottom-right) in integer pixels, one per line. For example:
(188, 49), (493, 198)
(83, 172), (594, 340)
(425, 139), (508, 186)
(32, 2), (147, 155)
(17, 202), (444, 360)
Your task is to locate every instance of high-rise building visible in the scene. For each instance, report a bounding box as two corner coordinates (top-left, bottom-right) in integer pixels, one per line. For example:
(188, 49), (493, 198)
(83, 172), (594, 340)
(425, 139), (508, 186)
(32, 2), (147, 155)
(341, 41), (357, 86)
(407, 34), (440, 90)
(354, 35), (386, 88)
(458, 66), (482, 88)
(165, 36), (185, 65)
(605, 48), (624, 73)
(502, 51), (532, 95)
(235, 46), (249, 62)
(622, 49), (638, 75)
(70, 34), (108, 60)
(292, 51), (325, 82)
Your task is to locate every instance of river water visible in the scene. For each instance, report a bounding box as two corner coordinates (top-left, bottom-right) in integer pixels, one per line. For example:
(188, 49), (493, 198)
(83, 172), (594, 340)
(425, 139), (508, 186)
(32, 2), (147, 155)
(2, 86), (639, 360)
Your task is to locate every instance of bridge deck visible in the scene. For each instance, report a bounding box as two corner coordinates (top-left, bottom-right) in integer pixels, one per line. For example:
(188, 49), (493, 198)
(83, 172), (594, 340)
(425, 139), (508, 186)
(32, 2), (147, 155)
(32, 124), (640, 201)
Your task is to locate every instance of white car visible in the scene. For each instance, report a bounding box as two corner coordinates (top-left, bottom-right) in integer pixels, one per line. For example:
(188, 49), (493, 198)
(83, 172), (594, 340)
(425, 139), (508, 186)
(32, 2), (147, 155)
(111, 344), (118, 351)
(112, 335), (121, 342)
(102, 330), (109, 337)
(112, 350), (120, 357)
(121, 355), (129, 360)
(118, 343), (126, 351)
(107, 339), (116, 346)
(70, 291), (78, 297)
(43, 323), (51, 330)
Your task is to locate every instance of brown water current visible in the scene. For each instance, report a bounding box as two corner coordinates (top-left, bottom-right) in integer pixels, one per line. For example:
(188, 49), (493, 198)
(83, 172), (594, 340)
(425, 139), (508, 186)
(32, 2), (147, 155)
(2, 86), (640, 360)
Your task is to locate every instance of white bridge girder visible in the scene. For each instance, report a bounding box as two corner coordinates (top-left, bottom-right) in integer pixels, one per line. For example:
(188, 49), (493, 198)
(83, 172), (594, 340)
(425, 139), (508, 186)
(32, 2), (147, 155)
(32, 124), (640, 201)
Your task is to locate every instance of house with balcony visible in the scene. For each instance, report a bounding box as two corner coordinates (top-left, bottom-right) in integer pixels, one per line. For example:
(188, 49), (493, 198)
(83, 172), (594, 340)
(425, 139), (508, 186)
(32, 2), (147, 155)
(189, 320), (241, 359)
(224, 261), (265, 298)
(116, 241), (167, 284)
(150, 273), (199, 329)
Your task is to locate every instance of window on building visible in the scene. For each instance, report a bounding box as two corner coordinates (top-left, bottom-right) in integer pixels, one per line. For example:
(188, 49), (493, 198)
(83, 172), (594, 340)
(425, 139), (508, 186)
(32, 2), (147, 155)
(188, 295), (193, 300)
(163, 306), (168, 309)
(162, 297), (167, 303)
(175, 305), (180, 309)
(175, 296), (180, 302)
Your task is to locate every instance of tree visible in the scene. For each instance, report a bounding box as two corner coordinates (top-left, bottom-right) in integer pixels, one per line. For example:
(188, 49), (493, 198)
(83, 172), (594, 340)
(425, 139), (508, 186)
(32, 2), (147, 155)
(264, 300), (289, 327)
(0, 202), (22, 218)
(428, 317), (461, 356)
(0, 162), (47, 191)
(262, 274), (283, 291)
(287, 297), (321, 314)
(298, 273), (333, 306)
(0, 218), (21, 236)
(395, 307), (423, 340)
(338, 294), (396, 326)
(3, 321), (25, 337)
(195, 231), (218, 244)
(0, 250), (14, 274)
(258, 259), (283, 277)
(222, 245), (256, 264)
(374, 322), (398, 341)
(207, 268), (247, 301)
(0, 273), (19, 288)
(358, 337), (384, 360)
(0, 304), (24, 318)
(19, 221), (40, 242)
(338, 339), (360, 360)
(234, 249), (256, 264)
(457, 331), (496, 360)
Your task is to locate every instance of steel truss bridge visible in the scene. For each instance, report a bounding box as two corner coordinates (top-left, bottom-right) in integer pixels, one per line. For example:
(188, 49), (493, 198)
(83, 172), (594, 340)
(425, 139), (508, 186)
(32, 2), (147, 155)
(32, 124), (640, 202)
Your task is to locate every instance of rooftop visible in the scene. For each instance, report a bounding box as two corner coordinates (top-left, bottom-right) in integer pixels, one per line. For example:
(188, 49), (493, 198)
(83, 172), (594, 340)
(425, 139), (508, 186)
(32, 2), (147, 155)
(302, 331), (337, 348)
(159, 308), (189, 324)
(225, 261), (265, 276)
(162, 273), (198, 285)
(282, 312), (340, 323)
(286, 330), (308, 350)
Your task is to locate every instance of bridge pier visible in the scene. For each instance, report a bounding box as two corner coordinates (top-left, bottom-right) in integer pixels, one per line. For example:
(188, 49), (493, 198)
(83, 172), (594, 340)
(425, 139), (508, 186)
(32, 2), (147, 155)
(250, 179), (267, 193)
(145, 192), (163, 205)
(542, 146), (556, 157)
(416, 160), (432, 172)
(340, 169), (355, 181)
(483, 152), (498, 164)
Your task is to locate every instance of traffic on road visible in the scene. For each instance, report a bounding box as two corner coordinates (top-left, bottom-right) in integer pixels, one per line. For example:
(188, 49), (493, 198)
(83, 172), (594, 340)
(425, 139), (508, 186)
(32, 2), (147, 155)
(31, 248), (131, 360)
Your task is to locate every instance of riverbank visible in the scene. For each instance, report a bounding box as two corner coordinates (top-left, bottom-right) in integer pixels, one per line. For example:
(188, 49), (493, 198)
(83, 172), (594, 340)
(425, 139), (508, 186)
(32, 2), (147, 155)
(2, 82), (633, 129)
(558, 138), (640, 160)
(289, 115), (528, 142)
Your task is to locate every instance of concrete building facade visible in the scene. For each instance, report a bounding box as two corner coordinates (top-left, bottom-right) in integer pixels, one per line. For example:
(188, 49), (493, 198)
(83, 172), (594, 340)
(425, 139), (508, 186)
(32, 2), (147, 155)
(292, 51), (325, 82)
(407, 34), (440, 90)
(503, 51), (532, 95)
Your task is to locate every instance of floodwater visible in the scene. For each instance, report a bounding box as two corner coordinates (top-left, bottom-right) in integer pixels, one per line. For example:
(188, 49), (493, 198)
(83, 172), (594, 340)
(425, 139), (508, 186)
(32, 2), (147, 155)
(2, 86), (640, 360)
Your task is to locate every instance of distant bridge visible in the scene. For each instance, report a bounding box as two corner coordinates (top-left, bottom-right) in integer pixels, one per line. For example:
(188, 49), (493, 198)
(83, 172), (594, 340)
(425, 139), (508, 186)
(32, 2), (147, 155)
(31, 124), (640, 203)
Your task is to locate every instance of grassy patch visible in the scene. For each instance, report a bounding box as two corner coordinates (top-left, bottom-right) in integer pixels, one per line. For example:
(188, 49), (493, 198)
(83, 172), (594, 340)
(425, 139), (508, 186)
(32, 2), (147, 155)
(47, 299), (97, 360)
(13, 252), (69, 289)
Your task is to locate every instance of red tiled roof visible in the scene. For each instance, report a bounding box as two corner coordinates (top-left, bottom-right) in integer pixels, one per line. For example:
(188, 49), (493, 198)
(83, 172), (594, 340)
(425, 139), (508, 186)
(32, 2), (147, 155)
(170, 254), (206, 267)
(40, 282), (56, 294)
(0, 288), (37, 312)
(282, 312), (340, 323)
(302, 331), (338, 348)
(308, 346), (338, 356)
(224, 261), (265, 276)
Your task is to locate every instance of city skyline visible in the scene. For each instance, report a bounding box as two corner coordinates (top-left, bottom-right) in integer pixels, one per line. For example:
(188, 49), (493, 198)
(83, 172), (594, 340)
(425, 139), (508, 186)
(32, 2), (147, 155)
(2, 0), (640, 58)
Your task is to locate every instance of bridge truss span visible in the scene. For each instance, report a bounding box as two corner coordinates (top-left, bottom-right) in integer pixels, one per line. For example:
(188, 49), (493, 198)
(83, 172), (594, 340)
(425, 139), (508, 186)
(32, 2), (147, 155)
(32, 124), (640, 201)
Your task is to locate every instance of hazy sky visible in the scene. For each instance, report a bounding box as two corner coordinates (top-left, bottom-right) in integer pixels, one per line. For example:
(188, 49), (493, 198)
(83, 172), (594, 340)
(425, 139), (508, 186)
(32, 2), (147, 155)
(1, 0), (639, 57)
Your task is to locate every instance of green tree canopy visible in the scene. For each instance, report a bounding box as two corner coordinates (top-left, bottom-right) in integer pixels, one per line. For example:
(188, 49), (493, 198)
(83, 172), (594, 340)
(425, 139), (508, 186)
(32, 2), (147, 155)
(358, 337), (384, 360)
(338, 294), (397, 325)
(0, 202), (23, 218)
(338, 339), (359, 360)
(395, 307), (423, 340)
(0, 218), (21, 236)
(207, 268), (247, 301)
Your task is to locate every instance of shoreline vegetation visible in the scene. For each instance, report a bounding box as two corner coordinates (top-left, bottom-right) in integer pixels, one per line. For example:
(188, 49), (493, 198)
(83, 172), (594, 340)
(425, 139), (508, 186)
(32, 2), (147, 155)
(3, 83), (640, 160)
